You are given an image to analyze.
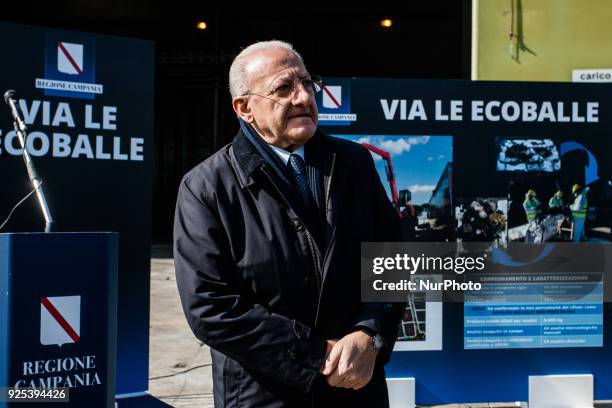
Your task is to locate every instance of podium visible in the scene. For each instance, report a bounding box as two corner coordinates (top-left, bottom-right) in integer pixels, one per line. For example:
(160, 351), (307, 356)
(0, 232), (118, 407)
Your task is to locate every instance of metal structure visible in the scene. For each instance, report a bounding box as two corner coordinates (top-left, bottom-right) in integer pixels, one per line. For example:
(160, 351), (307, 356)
(361, 143), (399, 212)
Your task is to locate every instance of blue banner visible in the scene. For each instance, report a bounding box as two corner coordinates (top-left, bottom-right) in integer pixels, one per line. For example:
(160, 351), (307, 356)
(0, 23), (154, 398)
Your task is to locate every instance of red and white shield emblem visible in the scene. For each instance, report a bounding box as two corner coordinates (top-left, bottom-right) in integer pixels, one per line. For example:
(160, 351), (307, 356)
(40, 295), (81, 346)
(322, 85), (342, 109)
(57, 42), (84, 75)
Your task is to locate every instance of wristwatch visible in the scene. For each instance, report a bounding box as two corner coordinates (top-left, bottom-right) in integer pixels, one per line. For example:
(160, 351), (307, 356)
(371, 333), (384, 351)
(357, 327), (385, 351)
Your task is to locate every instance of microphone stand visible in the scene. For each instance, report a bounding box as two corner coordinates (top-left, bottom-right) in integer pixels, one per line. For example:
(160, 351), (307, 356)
(7, 94), (54, 232)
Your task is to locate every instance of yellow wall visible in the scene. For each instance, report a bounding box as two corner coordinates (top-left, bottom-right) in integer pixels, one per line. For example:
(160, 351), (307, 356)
(472, 0), (612, 81)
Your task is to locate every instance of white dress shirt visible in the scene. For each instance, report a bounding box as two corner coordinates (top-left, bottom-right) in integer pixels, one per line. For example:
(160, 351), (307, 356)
(268, 144), (305, 165)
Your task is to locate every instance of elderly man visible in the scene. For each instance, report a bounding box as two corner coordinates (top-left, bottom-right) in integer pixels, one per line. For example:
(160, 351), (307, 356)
(174, 40), (403, 407)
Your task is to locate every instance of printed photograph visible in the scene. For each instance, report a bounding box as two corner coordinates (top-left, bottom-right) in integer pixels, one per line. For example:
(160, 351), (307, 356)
(334, 134), (453, 242)
(333, 134), (450, 350)
(496, 138), (611, 243)
(496, 138), (560, 172)
(455, 198), (508, 244)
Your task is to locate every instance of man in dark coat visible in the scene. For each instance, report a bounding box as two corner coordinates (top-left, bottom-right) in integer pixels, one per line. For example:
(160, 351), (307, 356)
(173, 40), (403, 407)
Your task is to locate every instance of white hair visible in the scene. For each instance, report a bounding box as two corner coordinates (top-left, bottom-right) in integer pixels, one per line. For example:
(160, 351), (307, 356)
(228, 40), (303, 98)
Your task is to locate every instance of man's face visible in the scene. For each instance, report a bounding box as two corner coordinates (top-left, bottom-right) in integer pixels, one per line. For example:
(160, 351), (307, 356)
(234, 48), (318, 150)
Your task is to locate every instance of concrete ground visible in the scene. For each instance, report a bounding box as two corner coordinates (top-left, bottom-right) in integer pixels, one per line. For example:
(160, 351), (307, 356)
(149, 245), (214, 407)
(147, 246), (611, 408)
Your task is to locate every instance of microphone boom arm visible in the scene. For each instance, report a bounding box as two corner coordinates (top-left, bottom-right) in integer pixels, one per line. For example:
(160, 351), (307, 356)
(5, 90), (54, 232)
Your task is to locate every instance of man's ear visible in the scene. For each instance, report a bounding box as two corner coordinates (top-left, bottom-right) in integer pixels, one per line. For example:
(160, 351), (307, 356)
(232, 97), (254, 123)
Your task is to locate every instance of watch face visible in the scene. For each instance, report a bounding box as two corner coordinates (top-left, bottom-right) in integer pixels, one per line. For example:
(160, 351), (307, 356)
(373, 334), (384, 349)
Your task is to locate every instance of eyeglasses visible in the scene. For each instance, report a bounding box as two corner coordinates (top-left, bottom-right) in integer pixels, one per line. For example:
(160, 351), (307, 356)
(242, 75), (323, 100)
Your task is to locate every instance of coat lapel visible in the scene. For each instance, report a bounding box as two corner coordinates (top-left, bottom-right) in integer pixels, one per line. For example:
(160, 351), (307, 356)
(307, 133), (338, 282)
(233, 128), (340, 282)
(232, 129), (319, 237)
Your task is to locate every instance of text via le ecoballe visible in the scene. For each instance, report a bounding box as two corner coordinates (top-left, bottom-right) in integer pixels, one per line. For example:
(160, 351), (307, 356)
(380, 99), (599, 123)
(0, 99), (144, 161)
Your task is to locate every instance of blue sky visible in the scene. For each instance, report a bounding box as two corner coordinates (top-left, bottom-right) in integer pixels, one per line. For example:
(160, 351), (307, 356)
(333, 135), (453, 204)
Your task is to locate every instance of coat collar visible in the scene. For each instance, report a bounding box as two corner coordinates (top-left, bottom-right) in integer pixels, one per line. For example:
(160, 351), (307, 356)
(231, 127), (335, 189)
(231, 126), (339, 272)
(304, 133), (335, 208)
(231, 128), (266, 188)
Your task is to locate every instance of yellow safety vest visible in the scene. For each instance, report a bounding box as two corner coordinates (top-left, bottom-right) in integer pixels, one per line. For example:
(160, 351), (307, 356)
(523, 198), (540, 221)
(572, 193), (588, 218)
(549, 197), (563, 208)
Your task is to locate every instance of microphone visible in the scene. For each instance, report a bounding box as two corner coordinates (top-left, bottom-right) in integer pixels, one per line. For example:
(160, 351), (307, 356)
(4, 89), (27, 132)
(3, 89), (54, 232)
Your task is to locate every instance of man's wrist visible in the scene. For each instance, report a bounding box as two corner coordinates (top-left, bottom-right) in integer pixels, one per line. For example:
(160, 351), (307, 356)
(354, 327), (384, 352)
(354, 325), (375, 337)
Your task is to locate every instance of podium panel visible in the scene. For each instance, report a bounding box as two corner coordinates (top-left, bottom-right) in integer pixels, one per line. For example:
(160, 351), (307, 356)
(0, 232), (118, 407)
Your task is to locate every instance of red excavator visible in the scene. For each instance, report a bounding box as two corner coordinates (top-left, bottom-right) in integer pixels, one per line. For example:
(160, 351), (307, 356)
(361, 143), (413, 218)
(362, 143), (424, 341)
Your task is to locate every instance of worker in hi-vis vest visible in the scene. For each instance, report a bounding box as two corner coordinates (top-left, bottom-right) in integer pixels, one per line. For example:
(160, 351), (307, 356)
(548, 190), (564, 209)
(523, 189), (541, 243)
(523, 190), (541, 222)
(570, 184), (589, 242)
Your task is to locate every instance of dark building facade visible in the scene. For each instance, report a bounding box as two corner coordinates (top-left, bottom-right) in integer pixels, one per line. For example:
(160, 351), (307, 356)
(5, 1), (471, 242)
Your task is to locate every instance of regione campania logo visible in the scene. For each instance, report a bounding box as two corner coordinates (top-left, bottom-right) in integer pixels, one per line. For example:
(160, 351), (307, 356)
(322, 85), (342, 109)
(40, 295), (81, 347)
(316, 79), (356, 126)
(35, 32), (103, 99)
(57, 42), (84, 75)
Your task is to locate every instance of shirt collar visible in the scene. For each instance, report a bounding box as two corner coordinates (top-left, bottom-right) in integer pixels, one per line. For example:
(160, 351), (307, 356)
(268, 143), (305, 165)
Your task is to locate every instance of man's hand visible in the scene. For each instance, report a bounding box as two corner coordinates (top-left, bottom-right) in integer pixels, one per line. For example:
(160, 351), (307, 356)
(320, 331), (378, 390)
(319, 340), (337, 373)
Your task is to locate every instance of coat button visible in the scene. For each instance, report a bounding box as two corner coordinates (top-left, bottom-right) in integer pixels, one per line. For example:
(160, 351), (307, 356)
(291, 219), (303, 231)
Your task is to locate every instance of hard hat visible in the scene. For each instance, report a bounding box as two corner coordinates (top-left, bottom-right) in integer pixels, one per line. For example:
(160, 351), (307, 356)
(527, 189), (536, 197)
(572, 184), (581, 194)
